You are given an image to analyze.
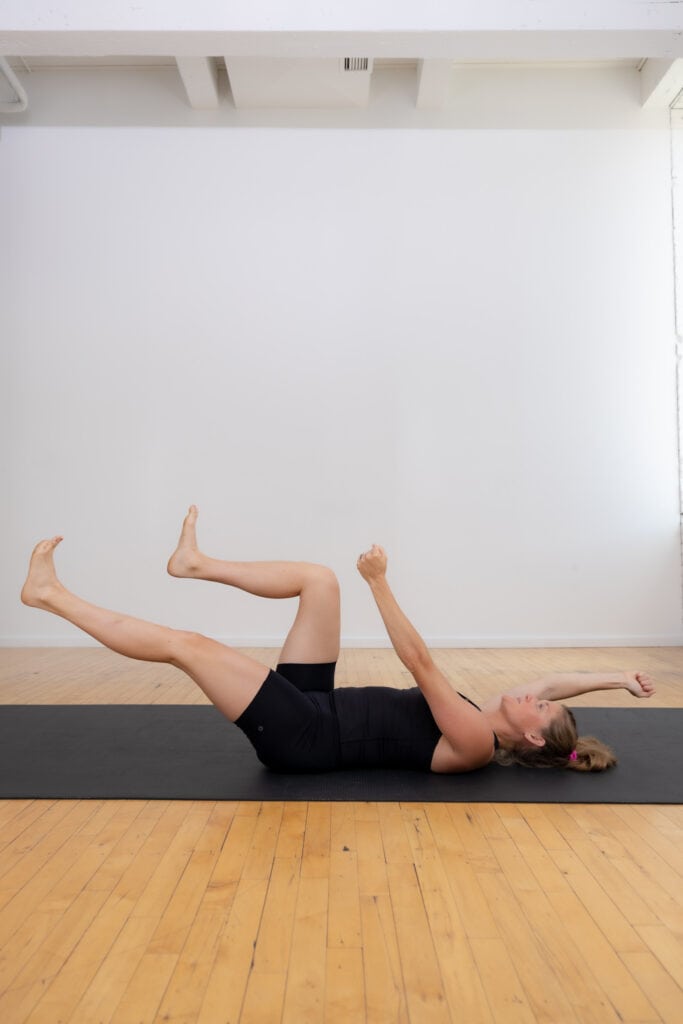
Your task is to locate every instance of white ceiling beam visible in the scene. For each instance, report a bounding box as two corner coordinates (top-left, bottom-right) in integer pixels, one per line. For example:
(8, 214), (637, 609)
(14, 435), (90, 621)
(640, 58), (683, 109)
(1, 1), (683, 35)
(175, 56), (219, 109)
(2, 31), (681, 62)
(2, 0), (683, 62)
(416, 60), (452, 110)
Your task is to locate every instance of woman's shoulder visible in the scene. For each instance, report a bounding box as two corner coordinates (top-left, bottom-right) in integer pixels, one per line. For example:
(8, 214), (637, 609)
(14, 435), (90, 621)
(430, 732), (496, 773)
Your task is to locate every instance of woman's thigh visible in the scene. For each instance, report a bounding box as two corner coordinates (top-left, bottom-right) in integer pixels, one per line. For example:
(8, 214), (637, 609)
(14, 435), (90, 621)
(278, 567), (340, 665)
(170, 631), (270, 722)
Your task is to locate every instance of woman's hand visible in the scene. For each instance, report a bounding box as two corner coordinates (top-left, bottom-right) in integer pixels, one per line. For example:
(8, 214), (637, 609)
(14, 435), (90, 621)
(357, 544), (387, 582)
(622, 672), (656, 698)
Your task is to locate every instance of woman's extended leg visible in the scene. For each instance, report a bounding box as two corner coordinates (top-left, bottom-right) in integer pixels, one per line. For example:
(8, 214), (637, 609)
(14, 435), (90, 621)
(21, 537), (269, 722)
(167, 506), (340, 665)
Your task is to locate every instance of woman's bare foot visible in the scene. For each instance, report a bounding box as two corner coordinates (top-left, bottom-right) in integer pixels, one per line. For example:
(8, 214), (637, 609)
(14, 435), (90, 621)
(167, 505), (205, 578)
(21, 536), (65, 608)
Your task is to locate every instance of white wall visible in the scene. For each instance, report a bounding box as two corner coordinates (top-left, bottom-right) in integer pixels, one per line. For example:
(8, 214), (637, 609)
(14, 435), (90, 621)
(2, 73), (681, 647)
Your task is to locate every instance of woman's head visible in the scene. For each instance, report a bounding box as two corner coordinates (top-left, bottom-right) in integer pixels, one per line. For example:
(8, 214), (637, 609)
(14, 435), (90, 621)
(493, 695), (617, 771)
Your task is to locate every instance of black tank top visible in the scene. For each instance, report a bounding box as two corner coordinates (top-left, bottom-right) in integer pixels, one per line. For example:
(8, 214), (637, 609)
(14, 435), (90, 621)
(332, 686), (439, 770)
(332, 686), (499, 772)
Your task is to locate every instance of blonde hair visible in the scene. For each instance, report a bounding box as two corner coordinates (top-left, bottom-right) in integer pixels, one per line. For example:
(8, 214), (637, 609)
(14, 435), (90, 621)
(493, 706), (617, 772)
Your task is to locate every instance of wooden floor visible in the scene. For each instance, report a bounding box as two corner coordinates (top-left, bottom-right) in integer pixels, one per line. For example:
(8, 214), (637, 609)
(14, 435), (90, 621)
(0, 646), (682, 1024)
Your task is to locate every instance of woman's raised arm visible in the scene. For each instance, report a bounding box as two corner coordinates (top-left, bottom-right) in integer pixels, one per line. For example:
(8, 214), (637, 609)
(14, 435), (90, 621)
(489, 671), (656, 705)
(357, 545), (493, 766)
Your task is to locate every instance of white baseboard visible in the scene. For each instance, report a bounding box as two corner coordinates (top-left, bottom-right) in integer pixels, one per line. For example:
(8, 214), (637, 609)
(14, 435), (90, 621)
(2, 634), (682, 648)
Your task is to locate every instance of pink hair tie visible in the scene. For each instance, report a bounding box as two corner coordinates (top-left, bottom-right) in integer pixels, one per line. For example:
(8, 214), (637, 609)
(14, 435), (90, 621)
(569, 750), (578, 761)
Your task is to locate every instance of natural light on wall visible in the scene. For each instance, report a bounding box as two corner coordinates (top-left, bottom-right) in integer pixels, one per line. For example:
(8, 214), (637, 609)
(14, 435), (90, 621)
(673, 107), (683, 611)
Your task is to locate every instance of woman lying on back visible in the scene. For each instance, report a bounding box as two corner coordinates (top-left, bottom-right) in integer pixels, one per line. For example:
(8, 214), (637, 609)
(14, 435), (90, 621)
(21, 507), (655, 774)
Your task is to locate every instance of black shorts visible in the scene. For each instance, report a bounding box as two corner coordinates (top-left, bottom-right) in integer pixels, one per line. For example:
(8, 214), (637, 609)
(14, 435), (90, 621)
(234, 662), (342, 772)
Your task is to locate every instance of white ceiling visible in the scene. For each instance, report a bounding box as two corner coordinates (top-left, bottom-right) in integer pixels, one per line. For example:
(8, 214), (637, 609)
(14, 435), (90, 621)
(5, 57), (646, 70)
(1, 1), (682, 114)
(1, 56), (680, 115)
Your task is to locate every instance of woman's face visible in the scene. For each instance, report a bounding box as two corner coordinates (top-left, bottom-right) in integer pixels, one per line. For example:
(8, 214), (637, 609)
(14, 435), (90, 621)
(499, 693), (564, 745)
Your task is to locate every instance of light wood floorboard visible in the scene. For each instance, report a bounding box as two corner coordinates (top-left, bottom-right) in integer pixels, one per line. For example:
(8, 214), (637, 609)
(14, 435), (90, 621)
(0, 646), (681, 1023)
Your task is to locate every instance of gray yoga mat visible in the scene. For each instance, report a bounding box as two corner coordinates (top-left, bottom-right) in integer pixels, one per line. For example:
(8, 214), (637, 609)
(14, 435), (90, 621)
(0, 704), (680, 803)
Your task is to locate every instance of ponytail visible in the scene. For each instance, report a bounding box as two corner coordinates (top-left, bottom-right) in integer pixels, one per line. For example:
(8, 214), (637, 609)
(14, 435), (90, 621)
(492, 706), (617, 772)
(566, 735), (617, 772)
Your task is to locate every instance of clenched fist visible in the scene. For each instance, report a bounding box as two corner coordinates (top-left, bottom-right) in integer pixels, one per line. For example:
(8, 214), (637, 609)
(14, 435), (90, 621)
(622, 672), (656, 698)
(357, 544), (387, 582)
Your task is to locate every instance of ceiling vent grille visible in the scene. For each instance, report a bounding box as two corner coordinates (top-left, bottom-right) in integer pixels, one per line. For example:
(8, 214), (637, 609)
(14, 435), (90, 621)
(343, 58), (370, 72)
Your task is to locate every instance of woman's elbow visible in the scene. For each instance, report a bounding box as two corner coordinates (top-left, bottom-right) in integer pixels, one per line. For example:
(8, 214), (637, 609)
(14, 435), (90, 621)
(407, 647), (435, 679)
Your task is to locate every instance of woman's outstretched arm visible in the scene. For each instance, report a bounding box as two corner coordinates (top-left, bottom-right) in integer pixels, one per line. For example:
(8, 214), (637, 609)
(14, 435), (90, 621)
(357, 545), (430, 672)
(528, 671), (656, 701)
(479, 672), (657, 715)
(356, 545), (493, 766)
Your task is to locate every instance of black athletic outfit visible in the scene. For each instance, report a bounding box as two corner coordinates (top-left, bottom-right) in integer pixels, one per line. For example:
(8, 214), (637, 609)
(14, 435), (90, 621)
(235, 662), (499, 773)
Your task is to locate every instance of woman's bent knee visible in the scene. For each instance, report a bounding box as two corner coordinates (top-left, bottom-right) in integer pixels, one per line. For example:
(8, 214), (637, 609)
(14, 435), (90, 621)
(309, 565), (340, 592)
